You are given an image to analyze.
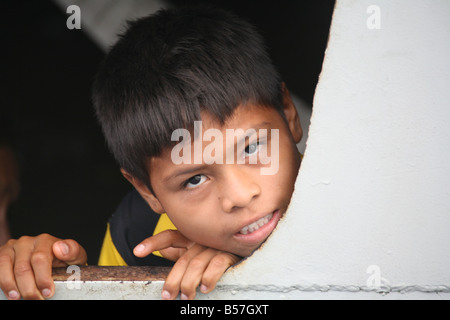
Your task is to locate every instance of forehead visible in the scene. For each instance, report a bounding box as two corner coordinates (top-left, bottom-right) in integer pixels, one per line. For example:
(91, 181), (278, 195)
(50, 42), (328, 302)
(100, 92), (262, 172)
(165, 103), (283, 148)
(149, 103), (285, 170)
(210, 103), (283, 129)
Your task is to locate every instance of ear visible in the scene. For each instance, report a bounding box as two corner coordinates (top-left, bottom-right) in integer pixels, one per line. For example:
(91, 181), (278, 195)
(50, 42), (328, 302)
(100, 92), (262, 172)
(120, 168), (165, 214)
(281, 82), (303, 144)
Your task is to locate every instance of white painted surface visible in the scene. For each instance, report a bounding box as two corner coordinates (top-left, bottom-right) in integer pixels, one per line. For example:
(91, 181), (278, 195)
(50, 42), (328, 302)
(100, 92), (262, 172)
(52, 281), (164, 300)
(220, 0), (450, 299)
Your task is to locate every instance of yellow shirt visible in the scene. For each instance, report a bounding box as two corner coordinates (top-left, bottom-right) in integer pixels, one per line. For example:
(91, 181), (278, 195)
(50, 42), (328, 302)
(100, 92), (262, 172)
(98, 213), (176, 266)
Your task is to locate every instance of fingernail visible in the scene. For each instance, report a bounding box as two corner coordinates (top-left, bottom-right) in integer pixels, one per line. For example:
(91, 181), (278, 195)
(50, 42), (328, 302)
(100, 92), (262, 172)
(161, 290), (171, 300)
(181, 293), (188, 300)
(134, 244), (145, 253)
(42, 288), (52, 298)
(200, 284), (208, 293)
(58, 242), (69, 255)
(8, 290), (19, 300)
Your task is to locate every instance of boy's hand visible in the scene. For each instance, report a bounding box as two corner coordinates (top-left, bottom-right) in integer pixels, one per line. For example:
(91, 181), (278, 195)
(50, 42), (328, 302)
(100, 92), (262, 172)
(133, 230), (241, 300)
(0, 234), (87, 300)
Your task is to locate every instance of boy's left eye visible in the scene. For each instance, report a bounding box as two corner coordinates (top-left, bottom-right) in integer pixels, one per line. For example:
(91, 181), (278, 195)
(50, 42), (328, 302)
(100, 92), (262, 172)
(244, 142), (260, 156)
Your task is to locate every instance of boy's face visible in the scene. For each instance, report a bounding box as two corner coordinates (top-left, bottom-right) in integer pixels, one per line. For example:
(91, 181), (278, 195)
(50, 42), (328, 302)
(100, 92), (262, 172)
(126, 89), (302, 257)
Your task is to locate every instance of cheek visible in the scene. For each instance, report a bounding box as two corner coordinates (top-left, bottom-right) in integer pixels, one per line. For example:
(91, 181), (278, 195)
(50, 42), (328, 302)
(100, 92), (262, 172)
(270, 147), (300, 199)
(164, 200), (224, 242)
(261, 174), (292, 208)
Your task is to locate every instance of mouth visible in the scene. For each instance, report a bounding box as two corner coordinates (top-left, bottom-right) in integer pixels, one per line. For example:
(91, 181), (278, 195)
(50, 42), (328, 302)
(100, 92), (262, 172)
(239, 213), (274, 235)
(233, 209), (282, 245)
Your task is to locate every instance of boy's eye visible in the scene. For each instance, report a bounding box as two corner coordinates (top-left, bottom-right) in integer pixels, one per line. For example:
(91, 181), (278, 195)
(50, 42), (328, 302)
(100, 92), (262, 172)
(244, 142), (260, 156)
(185, 174), (207, 188)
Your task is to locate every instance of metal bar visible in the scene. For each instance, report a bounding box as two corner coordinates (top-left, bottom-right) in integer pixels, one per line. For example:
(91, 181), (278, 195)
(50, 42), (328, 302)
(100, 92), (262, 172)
(52, 265), (171, 281)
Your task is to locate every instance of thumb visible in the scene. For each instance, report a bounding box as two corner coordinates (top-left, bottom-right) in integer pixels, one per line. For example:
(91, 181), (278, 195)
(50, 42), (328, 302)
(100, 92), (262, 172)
(52, 240), (87, 266)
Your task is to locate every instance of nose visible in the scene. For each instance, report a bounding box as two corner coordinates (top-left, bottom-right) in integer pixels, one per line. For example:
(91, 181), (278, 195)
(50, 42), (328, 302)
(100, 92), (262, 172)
(220, 166), (261, 213)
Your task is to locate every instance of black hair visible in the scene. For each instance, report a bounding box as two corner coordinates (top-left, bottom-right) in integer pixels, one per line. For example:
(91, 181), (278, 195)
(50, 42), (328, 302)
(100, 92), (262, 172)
(92, 5), (283, 188)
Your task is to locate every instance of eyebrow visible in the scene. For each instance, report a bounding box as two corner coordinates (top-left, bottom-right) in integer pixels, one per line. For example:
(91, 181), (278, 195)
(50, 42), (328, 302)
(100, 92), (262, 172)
(163, 121), (273, 182)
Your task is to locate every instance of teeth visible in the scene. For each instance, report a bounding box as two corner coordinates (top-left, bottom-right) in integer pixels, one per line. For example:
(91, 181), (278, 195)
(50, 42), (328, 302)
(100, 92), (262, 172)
(239, 213), (273, 235)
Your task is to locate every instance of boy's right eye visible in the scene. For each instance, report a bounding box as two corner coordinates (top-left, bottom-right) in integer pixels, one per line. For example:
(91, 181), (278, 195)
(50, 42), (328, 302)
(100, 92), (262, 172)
(185, 174), (207, 189)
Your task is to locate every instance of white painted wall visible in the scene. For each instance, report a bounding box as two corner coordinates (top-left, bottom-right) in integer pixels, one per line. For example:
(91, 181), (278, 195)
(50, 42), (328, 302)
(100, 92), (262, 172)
(217, 0), (450, 299)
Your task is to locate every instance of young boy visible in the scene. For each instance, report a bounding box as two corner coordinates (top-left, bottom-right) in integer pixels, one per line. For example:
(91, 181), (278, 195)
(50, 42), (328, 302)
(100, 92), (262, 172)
(0, 6), (303, 300)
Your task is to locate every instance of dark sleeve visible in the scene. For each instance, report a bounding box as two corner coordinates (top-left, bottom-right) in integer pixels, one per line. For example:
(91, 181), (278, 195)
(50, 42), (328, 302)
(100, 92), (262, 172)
(109, 189), (174, 267)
